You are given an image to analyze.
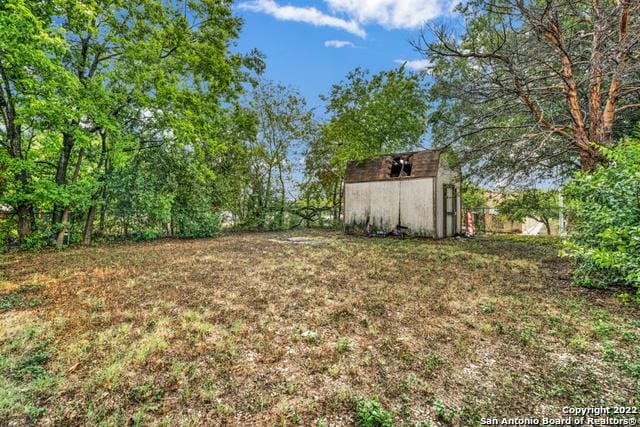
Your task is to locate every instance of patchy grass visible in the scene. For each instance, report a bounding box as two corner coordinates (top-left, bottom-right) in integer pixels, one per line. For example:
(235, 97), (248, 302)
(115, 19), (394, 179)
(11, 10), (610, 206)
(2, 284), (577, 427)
(0, 284), (44, 312)
(0, 231), (638, 425)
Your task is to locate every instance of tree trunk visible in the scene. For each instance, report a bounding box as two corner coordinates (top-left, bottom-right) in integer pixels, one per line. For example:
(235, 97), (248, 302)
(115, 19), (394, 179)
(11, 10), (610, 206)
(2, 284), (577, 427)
(331, 181), (340, 222)
(56, 148), (83, 249)
(55, 210), (71, 248)
(82, 131), (109, 246)
(98, 202), (106, 233)
(16, 204), (33, 244)
(337, 179), (344, 223)
(1, 87), (33, 243)
(82, 204), (98, 245)
(278, 166), (285, 228)
(15, 168), (33, 244)
(262, 168), (272, 230)
(580, 147), (606, 172)
(544, 220), (552, 236)
(52, 132), (74, 226)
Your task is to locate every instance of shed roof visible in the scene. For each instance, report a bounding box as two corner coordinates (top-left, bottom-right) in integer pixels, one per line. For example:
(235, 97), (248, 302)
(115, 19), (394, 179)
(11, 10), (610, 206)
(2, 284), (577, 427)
(344, 149), (441, 184)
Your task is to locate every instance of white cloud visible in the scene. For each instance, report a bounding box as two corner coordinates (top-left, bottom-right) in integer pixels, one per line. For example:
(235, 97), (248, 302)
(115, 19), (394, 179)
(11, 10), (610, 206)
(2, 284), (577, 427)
(239, 0), (457, 37)
(324, 39), (355, 48)
(238, 0), (366, 38)
(326, 0), (457, 29)
(394, 59), (433, 71)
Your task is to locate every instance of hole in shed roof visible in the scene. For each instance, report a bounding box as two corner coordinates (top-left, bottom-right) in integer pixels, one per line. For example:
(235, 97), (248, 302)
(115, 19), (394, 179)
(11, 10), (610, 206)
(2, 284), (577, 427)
(390, 155), (413, 178)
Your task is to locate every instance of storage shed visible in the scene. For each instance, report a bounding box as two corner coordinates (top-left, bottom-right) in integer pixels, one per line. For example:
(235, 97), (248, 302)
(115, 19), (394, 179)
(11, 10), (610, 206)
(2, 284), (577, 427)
(343, 149), (461, 238)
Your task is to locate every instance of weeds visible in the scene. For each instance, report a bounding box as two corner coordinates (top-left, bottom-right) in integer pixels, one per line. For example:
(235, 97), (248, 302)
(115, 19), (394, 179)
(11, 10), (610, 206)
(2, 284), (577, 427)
(433, 400), (456, 425)
(0, 322), (57, 423)
(0, 285), (44, 312)
(336, 337), (350, 354)
(423, 352), (446, 377)
(356, 397), (393, 427)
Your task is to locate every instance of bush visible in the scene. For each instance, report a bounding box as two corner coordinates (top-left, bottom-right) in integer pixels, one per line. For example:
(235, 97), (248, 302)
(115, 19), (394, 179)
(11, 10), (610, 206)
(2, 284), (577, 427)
(172, 205), (220, 239)
(356, 397), (393, 427)
(131, 229), (162, 242)
(18, 219), (54, 251)
(562, 138), (640, 297)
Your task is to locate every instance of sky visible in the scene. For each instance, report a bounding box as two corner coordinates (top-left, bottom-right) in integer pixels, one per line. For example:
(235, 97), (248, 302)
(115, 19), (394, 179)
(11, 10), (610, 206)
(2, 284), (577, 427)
(233, 0), (461, 111)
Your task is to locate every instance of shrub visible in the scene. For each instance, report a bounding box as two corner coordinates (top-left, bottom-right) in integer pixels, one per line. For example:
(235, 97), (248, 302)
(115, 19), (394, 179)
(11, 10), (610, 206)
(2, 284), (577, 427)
(356, 397), (393, 427)
(562, 138), (640, 298)
(132, 229), (162, 242)
(172, 205), (220, 239)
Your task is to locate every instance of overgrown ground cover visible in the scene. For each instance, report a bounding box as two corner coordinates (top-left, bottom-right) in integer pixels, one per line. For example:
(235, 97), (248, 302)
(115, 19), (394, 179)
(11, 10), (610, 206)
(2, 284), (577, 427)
(1, 232), (638, 426)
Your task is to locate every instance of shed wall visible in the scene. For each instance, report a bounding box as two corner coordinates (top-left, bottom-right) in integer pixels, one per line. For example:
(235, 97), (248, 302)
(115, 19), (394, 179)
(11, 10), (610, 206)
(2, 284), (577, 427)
(399, 179), (434, 236)
(344, 178), (434, 236)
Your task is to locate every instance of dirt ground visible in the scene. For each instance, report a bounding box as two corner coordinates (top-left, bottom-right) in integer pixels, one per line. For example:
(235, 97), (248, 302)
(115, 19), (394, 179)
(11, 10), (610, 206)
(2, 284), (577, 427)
(1, 231), (638, 426)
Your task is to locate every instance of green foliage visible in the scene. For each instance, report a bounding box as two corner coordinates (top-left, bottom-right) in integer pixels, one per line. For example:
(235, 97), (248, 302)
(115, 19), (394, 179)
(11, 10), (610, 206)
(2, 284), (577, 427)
(423, 352), (446, 377)
(356, 397), (394, 427)
(562, 138), (640, 295)
(498, 190), (559, 235)
(0, 0), (263, 248)
(335, 337), (350, 354)
(461, 184), (487, 211)
(322, 66), (429, 165)
(423, 1), (640, 184)
(433, 400), (455, 424)
(172, 206), (220, 239)
(236, 80), (314, 230)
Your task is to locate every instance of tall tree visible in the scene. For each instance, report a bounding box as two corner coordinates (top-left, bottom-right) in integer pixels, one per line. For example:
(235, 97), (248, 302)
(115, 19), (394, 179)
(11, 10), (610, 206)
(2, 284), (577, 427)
(0, 0), (263, 248)
(305, 66), (430, 218)
(0, 0), (76, 243)
(247, 80), (313, 229)
(322, 66), (430, 163)
(53, 0), (262, 245)
(416, 0), (640, 184)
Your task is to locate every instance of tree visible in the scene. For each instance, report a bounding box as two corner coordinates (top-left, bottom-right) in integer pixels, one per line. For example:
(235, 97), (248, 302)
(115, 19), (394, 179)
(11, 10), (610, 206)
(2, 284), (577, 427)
(498, 189), (559, 235)
(301, 129), (343, 223)
(416, 0), (640, 184)
(245, 80), (313, 229)
(0, 0), (264, 248)
(462, 184), (487, 211)
(304, 66), (430, 218)
(52, 0), (261, 245)
(322, 66), (430, 163)
(562, 136), (640, 293)
(0, 0), (76, 243)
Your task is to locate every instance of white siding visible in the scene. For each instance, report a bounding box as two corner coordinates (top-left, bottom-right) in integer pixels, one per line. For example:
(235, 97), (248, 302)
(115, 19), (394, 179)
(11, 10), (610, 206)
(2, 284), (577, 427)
(344, 178), (434, 236)
(399, 178), (434, 236)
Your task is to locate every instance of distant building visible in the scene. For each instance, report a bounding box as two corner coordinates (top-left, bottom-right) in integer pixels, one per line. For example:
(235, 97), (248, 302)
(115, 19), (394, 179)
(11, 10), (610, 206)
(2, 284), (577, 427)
(468, 191), (563, 236)
(343, 149), (461, 238)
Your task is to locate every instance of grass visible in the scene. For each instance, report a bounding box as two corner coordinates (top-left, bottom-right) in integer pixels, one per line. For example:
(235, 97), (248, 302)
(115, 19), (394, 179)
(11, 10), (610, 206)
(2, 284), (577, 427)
(0, 284), (44, 312)
(0, 231), (638, 425)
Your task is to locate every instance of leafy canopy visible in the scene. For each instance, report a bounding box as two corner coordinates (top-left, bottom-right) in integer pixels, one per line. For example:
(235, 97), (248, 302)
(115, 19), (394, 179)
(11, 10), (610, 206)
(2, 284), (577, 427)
(418, 0), (640, 184)
(322, 66), (430, 165)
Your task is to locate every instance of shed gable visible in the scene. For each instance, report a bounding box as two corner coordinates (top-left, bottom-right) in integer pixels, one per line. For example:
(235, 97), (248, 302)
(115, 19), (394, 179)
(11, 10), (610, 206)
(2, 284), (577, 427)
(344, 150), (441, 184)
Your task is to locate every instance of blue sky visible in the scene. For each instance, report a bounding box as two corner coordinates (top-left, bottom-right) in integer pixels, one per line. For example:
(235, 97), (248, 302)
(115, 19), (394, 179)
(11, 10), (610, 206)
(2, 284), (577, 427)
(233, 0), (460, 110)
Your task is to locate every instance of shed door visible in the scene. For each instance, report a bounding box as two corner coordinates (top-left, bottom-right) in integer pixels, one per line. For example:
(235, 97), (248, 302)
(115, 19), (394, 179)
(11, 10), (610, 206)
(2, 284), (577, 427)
(443, 184), (457, 237)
